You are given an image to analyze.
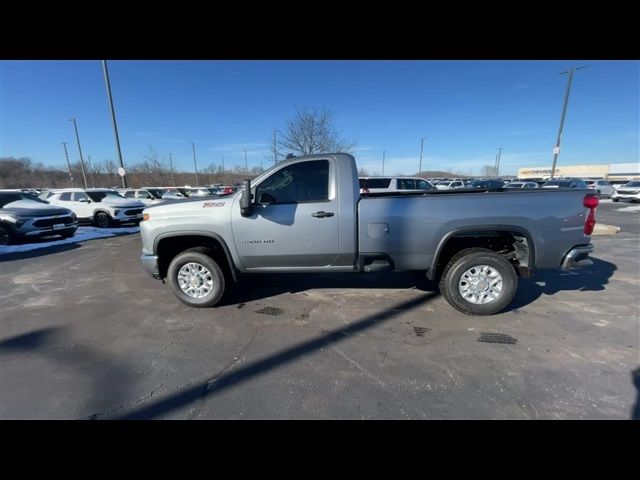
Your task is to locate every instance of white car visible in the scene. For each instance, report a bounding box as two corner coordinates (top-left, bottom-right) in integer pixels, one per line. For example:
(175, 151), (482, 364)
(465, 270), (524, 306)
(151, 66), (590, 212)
(611, 181), (640, 203)
(119, 188), (166, 206)
(359, 177), (433, 194)
(503, 181), (539, 189)
(435, 180), (465, 190)
(586, 180), (615, 198)
(46, 188), (146, 228)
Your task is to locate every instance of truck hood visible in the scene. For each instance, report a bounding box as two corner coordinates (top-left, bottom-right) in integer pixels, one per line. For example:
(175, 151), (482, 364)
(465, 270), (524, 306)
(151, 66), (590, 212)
(0, 199), (73, 217)
(143, 194), (236, 218)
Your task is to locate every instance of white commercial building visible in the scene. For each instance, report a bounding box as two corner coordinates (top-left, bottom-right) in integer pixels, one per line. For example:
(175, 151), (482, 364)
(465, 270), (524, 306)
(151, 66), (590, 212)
(518, 162), (639, 182)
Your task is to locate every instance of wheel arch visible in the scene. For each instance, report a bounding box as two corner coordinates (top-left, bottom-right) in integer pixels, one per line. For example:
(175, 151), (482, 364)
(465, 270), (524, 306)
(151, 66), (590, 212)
(154, 232), (238, 282)
(427, 225), (537, 281)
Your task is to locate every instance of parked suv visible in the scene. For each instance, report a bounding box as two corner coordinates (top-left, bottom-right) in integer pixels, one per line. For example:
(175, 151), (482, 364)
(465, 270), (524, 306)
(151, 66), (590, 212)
(46, 188), (145, 228)
(468, 179), (505, 189)
(0, 190), (78, 245)
(359, 177), (433, 194)
(542, 178), (589, 189)
(586, 180), (615, 198)
(611, 181), (640, 203)
(119, 188), (165, 206)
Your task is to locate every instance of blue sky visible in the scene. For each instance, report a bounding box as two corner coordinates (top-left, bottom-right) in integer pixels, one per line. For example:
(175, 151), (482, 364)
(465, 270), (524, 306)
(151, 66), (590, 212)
(1, 60), (638, 176)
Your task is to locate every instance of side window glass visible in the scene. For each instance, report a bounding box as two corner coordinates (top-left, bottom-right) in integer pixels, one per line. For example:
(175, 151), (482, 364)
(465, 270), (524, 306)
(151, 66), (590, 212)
(59, 192), (71, 201)
(73, 192), (89, 201)
(255, 160), (329, 204)
(125, 191), (135, 198)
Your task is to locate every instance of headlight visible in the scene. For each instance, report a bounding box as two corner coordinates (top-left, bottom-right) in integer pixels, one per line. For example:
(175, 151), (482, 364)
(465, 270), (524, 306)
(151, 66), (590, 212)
(113, 209), (120, 216)
(3, 214), (25, 227)
(70, 212), (77, 221)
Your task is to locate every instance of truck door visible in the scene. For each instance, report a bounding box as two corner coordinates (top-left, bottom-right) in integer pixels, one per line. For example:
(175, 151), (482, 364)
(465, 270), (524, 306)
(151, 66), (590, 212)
(231, 158), (340, 269)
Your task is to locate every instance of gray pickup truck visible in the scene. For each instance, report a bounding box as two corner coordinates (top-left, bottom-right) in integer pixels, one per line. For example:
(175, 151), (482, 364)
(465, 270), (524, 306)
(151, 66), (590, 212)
(139, 153), (598, 315)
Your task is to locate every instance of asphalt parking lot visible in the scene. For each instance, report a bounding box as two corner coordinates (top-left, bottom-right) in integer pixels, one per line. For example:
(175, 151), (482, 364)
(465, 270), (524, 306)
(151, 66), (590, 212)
(1, 200), (639, 419)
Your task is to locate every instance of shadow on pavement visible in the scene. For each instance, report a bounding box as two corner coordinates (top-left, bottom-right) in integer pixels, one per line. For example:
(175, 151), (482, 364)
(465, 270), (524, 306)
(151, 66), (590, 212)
(509, 257), (617, 311)
(0, 327), (135, 419)
(220, 270), (436, 306)
(114, 292), (439, 419)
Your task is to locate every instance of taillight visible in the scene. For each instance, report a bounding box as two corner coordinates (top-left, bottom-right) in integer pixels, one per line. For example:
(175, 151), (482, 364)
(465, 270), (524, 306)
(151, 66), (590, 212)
(583, 195), (598, 235)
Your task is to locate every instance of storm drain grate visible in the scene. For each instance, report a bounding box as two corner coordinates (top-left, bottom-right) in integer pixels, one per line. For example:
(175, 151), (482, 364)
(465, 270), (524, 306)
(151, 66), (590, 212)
(478, 333), (518, 345)
(413, 326), (431, 337)
(255, 306), (284, 316)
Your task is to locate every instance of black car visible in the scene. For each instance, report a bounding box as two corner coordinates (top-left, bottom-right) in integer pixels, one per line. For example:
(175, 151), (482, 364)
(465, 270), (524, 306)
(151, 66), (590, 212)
(0, 191), (78, 245)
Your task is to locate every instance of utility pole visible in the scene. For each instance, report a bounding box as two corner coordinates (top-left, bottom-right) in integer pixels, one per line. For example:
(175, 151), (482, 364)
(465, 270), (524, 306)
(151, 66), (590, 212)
(169, 153), (175, 184)
(550, 65), (585, 179)
(102, 60), (127, 188)
(69, 118), (88, 188)
(190, 142), (199, 186)
(61, 142), (74, 187)
(419, 138), (426, 175)
(244, 149), (248, 172)
(273, 130), (278, 165)
(222, 157), (225, 175)
(382, 150), (386, 176)
(494, 147), (502, 178)
(87, 155), (96, 187)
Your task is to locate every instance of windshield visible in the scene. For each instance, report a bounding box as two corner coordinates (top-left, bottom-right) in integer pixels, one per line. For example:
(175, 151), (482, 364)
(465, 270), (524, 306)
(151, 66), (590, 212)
(146, 189), (164, 199)
(86, 191), (125, 202)
(624, 182), (640, 188)
(0, 192), (48, 207)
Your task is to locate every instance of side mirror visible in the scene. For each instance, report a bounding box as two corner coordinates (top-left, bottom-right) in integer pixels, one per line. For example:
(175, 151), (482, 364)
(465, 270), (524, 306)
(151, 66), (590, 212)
(239, 179), (252, 217)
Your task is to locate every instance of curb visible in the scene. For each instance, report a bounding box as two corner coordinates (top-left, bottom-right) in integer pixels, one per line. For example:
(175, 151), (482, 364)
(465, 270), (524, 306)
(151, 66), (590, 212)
(592, 223), (621, 236)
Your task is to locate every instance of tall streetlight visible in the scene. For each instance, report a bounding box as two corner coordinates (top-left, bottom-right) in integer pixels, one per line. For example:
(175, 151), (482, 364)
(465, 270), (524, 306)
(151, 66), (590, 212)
(382, 150), (386, 176)
(273, 129), (280, 165)
(190, 142), (199, 186)
(61, 142), (74, 187)
(222, 157), (225, 175)
(69, 118), (88, 188)
(102, 60), (127, 188)
(86, 155), (96, 187)
(244, 149), (248, 172)
(169, 153), (175, 184)
(419, 137), (426, 174)
(550, 65), (585, 179)
(494, 147), (502, 178)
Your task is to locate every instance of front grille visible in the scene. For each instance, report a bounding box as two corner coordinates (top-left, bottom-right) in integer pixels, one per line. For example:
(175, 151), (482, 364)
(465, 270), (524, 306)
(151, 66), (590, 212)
(124, 209), (144, 216)
(33, 216), (74, 228)
(617, 190), (638, 195)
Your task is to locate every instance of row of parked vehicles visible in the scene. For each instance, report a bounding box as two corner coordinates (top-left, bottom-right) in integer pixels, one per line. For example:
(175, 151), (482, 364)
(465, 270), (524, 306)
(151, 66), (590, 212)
(0, 185), (239, 245)
(359, 175), (640, 200)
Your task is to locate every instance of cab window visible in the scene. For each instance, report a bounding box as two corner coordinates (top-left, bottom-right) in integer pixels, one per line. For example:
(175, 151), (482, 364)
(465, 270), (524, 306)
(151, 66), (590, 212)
(124, 191), (136, 198)
(59, 192), (72, 201)
(255, 160), (329, 204)
(398, 179), (416, 190)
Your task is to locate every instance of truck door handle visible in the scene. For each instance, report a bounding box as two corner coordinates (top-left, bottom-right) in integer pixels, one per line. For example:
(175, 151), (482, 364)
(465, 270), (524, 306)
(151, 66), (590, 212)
(311, 211), (334, 218)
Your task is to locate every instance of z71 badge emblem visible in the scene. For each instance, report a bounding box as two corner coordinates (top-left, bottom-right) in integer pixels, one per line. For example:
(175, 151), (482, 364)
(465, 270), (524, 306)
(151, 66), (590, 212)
(203, 202), (225, 208)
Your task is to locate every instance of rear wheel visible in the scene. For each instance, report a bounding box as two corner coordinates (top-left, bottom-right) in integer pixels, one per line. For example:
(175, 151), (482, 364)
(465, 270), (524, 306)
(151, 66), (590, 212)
(0, 224), (14, 245)
(612, 197), (620, 203)
(94, 212), (111, 228)
(167, 248), (226, 308)
(439, 247), (517, 316)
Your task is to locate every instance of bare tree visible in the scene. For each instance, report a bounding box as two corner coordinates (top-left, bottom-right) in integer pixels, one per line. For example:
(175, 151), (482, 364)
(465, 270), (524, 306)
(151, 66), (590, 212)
(277, 105), (356, 156)
(480, 165), (497, 177)
(357, 166), (370, 176)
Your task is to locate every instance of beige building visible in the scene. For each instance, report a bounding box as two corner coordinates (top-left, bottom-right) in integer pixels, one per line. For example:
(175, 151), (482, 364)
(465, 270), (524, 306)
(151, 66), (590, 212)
(518, 163), (639, 181)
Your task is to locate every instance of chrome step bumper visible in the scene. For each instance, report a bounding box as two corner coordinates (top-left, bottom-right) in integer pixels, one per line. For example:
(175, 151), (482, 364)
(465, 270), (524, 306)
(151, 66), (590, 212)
(561, 244), (594, 270)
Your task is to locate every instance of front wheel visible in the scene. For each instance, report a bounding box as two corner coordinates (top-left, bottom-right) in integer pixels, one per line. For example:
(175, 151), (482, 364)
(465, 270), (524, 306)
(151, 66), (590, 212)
(94, 212), (112, 228)
(612, 197), (620, 203)
(438, 247), (517, 316)
(167, 248), (226, 308)
(0, 224), (14, 245)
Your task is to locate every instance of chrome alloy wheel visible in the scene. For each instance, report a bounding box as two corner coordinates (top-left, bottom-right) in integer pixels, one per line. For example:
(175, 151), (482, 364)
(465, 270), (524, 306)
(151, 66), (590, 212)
(458, 264), (503, 304)
(177, 262), (214, 299)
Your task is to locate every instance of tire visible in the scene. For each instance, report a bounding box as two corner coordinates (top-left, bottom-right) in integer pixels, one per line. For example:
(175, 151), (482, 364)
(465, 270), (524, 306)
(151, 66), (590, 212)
(612, 198), (619, 203)
(167, 247), (226, 308)
(0, 223), (14, 245)
(438, 247), (517, 316)
(94, 212), (111, 228)
(60, 231), (76, 239)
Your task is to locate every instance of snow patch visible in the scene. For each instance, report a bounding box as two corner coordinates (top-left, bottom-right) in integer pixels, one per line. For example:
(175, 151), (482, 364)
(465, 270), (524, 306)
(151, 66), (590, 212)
(0, 226), (139, 254)
(617, 205), (640, 213)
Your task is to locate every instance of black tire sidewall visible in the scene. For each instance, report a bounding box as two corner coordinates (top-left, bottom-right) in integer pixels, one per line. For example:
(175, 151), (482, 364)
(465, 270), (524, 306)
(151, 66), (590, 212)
(444, 252), (517, 315)
(95, 212), (111, 228)
(0, 224), (14, 245)
(167, 251), (225, 307)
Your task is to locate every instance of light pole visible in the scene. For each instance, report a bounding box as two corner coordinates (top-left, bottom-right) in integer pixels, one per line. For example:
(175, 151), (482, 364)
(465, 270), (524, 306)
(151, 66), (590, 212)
(244, 149), (248, 172)
(382, 150), (386, 176)
(222, 157), (225, 175)
(550, 66), (585, 179)
(61, 142), (74, 187)
(87, 155), (96, 187)
(169, 153), (175, 184)
(102, 60), (127, 188)
(494, 147), (502, 178)
(190, 143), (199, 186)
(69, 118), (88, 188)
(273, 129), (280, 165)
(419, 138), (426, 174)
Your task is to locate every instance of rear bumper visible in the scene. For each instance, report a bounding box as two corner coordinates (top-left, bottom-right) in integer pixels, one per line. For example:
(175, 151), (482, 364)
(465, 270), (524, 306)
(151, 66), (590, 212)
(561, 244), (594, 270)
(141, 253), (160, 278)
